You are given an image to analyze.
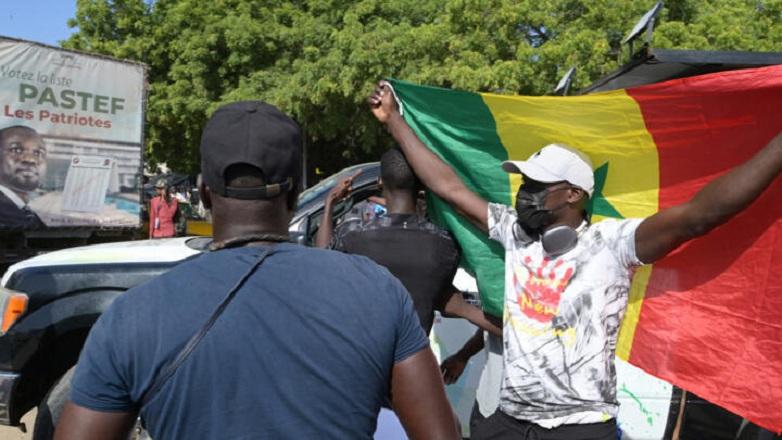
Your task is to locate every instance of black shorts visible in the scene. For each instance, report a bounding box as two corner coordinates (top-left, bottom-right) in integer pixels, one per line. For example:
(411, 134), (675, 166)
(471, 410), (617, 440)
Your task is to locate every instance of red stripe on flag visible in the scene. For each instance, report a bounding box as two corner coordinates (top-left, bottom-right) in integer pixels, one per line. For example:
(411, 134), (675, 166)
(625, 65), (782, 433)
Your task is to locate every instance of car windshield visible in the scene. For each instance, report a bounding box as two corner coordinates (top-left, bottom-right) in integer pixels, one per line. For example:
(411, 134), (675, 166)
(297, 163), (369, 207)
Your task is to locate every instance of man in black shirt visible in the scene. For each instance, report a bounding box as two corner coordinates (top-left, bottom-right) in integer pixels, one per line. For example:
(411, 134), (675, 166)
(316, 149), (499, 336)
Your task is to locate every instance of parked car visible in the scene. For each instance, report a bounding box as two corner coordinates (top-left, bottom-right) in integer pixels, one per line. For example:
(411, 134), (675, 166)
(0, 163), (776, 439)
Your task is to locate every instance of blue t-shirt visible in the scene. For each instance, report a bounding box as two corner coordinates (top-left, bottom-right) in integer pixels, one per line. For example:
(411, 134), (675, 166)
(70, 243), (429, 439)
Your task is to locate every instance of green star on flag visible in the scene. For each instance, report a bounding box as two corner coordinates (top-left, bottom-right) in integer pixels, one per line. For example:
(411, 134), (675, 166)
(588, 162), (624, 219)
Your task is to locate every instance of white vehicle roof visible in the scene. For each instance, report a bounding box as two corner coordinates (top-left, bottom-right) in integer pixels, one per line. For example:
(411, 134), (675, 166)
(2, 237), (200, 287)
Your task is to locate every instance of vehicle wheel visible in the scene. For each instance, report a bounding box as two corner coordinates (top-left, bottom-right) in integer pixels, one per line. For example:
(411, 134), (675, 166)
(32, 366), (75, 440)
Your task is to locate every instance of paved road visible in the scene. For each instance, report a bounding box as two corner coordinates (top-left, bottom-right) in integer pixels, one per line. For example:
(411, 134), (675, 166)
(0, 410), (34, 440)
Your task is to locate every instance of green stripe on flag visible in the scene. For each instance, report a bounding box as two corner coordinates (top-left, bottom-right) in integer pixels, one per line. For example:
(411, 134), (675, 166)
(389, 79), (509, 316)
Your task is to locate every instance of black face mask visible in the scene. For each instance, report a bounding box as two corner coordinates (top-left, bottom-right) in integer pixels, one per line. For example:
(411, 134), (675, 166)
(515, 194), (551, 237)
(514, 181), (582, 256)
(514, 181), (568, 237)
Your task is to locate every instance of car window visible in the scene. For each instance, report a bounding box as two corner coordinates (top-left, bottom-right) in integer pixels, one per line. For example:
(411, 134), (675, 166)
(297, 164), (369, 208)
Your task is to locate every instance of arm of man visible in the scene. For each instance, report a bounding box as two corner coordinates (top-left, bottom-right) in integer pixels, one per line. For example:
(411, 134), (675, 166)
(387, 273), (460, 439)
(55, 299), (139, 439)
(314, 172), (360, 248)
(369, 82), (489, 232)
(368, 195), (386, 206)
(635, 132), (782, 263)
(439, 289), (502, 337)
(55, 404), (137, 440)
(441, 328), (485, 385)
(391, 349), (461, 440)
(314, 193), (338, 249)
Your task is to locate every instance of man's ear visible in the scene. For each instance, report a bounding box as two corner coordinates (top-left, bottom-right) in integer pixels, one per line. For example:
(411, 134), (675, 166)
(199, 181), (212, 210)
(567, 187), (586, 204)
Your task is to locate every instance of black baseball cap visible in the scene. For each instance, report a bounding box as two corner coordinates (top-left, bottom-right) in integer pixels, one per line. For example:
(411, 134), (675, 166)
(200, 101), (302, 200)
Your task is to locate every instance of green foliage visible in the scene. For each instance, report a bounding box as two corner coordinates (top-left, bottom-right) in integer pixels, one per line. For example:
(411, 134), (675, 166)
(62, 0), (782, 178)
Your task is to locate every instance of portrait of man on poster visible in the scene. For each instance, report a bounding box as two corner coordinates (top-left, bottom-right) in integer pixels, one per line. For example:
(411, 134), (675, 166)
(0, 125), (47, 229)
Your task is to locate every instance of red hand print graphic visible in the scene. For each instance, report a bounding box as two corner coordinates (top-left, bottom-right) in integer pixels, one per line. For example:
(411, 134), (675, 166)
(514, 256), (575, 323)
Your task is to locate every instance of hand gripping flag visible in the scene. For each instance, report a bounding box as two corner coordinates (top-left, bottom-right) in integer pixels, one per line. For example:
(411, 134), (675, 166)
(388, 65), (782, 432)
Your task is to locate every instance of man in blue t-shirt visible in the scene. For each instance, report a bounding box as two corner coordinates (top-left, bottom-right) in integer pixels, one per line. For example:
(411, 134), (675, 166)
(55, 101), (460, 440)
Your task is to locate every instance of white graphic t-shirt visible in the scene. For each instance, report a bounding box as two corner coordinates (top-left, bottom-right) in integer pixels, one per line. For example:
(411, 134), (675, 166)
(487, 203), (644, 428)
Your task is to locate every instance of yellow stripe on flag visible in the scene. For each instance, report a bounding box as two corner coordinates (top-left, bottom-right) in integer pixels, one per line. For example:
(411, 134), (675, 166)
(480, 90), (660, 358)
(616, 265), (653, 360)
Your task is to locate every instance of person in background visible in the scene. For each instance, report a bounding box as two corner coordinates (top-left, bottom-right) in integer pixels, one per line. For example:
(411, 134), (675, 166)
(316, 148), (495, 439)
(149, 179), (178, 238)
(316, 148), (500, 337)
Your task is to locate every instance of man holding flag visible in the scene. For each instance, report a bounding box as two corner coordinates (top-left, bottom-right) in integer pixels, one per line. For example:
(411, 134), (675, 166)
(369, 80), (782, 439)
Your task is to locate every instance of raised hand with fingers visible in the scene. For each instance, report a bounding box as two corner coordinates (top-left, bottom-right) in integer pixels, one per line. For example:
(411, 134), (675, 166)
(315, 170), (362, 248)
(368, 81), (400, 124)
(328, 170), (362, 204)
(367, 79), (490, 231)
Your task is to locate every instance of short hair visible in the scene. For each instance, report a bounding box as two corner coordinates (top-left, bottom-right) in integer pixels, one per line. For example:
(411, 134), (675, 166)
(380, 148), (417, 191)
(0, 125), (40, 146)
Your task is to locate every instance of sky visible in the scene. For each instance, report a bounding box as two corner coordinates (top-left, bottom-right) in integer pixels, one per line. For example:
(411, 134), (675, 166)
(1, 1), (78, 46)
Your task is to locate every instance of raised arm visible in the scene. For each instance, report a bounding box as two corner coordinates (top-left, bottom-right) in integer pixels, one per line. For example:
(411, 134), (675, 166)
(314, 172), (360, 248)
(369, 82), (489, 232)
(391, 349), (461, 439)
(636, 132), (782, 263)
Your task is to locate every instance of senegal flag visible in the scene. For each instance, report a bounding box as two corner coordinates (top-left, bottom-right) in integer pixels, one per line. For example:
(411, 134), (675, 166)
(389, 65), (782, 432)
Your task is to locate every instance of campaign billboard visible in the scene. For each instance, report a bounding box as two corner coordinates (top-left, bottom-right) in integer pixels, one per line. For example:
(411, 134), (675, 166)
(0, 36), (145, 230)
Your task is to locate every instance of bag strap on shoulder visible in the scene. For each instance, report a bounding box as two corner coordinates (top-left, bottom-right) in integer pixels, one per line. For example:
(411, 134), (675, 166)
(139, 246), (276, 407)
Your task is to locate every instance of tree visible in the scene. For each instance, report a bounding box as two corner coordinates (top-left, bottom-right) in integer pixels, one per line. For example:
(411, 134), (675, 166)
(63, 0), (782, 179)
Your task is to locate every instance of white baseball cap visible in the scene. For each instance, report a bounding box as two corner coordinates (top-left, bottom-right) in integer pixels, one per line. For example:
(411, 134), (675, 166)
(502, 143), (594, 197)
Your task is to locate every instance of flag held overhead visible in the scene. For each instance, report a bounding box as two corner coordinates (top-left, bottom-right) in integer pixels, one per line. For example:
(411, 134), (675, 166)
(388, 65), (782, 433)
